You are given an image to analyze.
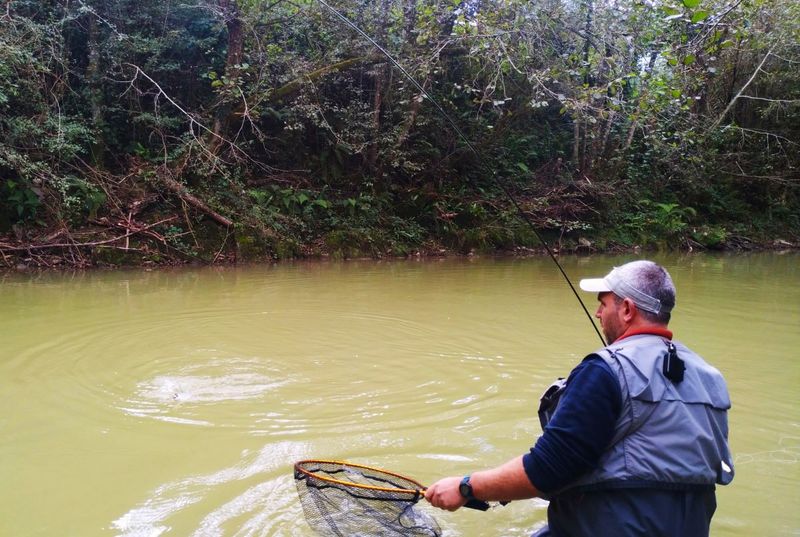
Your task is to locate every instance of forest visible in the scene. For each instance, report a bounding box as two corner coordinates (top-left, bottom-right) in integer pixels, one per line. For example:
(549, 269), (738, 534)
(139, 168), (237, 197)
(1, 0), (798, 267)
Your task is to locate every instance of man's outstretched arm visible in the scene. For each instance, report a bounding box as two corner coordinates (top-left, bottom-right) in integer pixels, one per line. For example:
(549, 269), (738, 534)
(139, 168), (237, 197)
(425, 455), (540, 511)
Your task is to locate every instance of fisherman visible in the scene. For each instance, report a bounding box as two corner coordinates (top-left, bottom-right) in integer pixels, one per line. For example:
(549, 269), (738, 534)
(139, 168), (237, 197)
(425, 260), (734, 536)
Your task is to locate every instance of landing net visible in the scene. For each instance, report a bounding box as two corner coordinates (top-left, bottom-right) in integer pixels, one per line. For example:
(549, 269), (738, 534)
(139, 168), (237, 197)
(294, 459), (441, 537)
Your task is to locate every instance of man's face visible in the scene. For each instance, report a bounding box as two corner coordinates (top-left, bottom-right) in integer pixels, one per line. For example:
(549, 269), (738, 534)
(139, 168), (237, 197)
(595, 292), (625, 343)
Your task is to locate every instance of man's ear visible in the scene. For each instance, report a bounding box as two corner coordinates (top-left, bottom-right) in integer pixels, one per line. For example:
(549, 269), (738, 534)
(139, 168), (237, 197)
(621, 297), (637, 321)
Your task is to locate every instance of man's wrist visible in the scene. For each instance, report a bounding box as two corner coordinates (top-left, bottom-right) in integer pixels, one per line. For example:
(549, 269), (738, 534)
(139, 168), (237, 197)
(458, 475), (476, 500)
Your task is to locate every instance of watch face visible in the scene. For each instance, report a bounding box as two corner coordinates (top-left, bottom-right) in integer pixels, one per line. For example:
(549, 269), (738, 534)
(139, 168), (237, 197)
(459, 478), (472, 498)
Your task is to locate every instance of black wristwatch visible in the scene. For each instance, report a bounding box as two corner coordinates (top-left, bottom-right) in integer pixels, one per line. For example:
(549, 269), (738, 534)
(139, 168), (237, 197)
(459, 475), (475, 500)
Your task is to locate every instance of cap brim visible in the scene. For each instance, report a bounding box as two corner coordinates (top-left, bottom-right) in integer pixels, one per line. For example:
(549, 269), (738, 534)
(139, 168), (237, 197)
(579, 277), (611, 293)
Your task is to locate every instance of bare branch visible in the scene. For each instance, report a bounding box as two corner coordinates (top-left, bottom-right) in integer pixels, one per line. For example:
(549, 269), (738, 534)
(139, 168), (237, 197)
(771, 53), (800, 64)
(118, 63), (279, 174)
(736, 95), (800, 104)
(710, 46), (775, 130)
(722, 125), (800, 146)
(123, 64), (219, 141)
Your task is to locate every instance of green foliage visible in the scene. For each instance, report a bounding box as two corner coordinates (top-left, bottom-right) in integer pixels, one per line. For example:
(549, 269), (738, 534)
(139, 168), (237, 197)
(617, 199), (697, 247)
(1, 179), (41, 224)
(248, 186), (334, 221)
(691, 225), (729, 249)
(163, 225), (197, 255)
(53, 176), (107, 222)
(0, 0), (797, 262)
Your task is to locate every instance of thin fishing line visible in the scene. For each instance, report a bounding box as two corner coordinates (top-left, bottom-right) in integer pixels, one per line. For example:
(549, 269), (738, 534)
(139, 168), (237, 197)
(314, 0), (605, 346)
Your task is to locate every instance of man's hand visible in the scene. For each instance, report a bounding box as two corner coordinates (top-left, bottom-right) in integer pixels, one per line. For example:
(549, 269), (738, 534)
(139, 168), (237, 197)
(424, 476), (467, 511)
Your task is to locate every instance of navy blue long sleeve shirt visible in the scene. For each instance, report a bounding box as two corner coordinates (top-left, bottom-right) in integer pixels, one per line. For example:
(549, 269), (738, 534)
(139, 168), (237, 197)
(522, 355), (623, 494)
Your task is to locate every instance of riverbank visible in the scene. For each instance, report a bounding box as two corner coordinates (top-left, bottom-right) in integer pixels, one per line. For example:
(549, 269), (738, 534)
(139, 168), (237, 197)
(2, 218), (797, 270)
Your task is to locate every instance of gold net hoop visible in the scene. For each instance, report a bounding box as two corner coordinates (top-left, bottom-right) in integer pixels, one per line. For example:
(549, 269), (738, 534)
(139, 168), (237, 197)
(294, 459), (425, 499)
(293, 459), (441, 536)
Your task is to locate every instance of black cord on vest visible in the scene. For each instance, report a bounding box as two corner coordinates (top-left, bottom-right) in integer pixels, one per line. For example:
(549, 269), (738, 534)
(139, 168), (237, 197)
(663, 341), (685, 383)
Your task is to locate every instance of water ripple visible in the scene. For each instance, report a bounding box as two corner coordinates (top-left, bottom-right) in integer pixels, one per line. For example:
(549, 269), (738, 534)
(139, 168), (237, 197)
(112, 441), (308, 537)
(117, 357), (295, 430)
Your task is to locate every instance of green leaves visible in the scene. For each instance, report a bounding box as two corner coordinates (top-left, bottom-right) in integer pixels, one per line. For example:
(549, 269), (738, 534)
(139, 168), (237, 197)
(249, 186), (332, 217)
(666, 0), (709, 24)
(2, 179), (41, 222)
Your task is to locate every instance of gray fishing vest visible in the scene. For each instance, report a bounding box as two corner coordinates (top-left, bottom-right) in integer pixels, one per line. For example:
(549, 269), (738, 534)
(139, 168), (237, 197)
(550, 334), (735, 495)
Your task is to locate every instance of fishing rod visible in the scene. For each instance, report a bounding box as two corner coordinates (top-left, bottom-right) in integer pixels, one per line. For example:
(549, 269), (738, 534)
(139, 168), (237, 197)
(315, 0), (605, 346)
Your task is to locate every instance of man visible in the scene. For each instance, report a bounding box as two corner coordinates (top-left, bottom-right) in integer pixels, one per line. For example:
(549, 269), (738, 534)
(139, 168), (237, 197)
(425, 260), (734, 536)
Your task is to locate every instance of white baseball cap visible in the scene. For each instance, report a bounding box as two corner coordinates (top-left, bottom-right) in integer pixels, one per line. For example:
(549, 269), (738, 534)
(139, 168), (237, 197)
(579, 260), (673, 314)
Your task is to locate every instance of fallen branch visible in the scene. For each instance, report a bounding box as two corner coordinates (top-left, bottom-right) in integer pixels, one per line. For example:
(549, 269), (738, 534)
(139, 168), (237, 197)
(0, 217), (177, 252)
(158, 172), (234, 227)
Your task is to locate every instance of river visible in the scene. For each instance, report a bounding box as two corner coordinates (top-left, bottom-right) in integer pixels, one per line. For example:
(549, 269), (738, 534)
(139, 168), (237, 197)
(0, 252), (797, 536)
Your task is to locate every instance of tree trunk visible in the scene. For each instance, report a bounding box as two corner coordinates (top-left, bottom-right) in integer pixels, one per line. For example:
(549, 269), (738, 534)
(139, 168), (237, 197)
(394, 0), (424, 151)
(86, 12), (106, 165)
(573, 0), (594, 173)
(209, 0), (245, 154)
(365, 0), (392, 176)
(582, 0), (593, 86)
(623, 50), (658, 151)
(573, 118), (582, 173)
(590, 42), (613, 166)
(403, 0), (417, 43)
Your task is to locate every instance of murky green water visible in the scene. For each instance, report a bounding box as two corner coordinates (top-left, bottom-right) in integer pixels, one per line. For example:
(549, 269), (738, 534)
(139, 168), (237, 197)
(1, 253), (798, 536)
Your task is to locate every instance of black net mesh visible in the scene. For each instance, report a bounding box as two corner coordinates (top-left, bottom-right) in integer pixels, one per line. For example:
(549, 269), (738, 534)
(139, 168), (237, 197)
(294, 460), (441, 537)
